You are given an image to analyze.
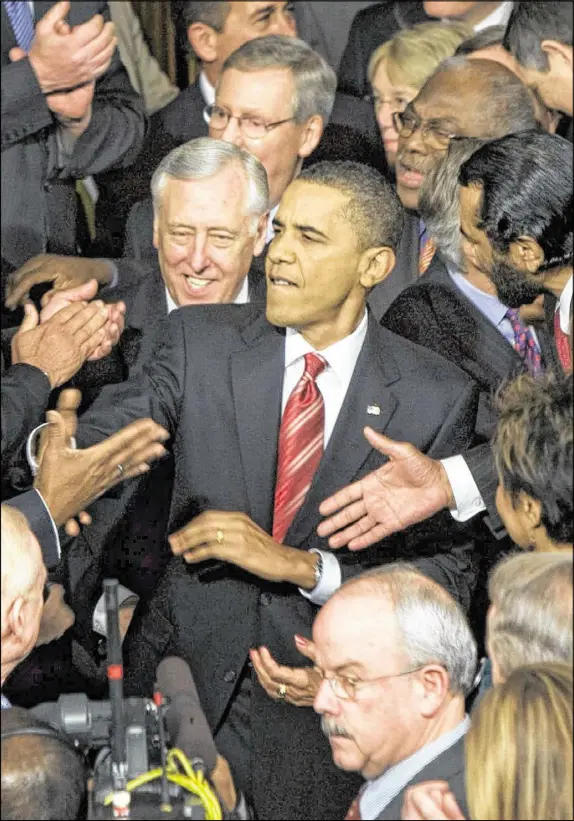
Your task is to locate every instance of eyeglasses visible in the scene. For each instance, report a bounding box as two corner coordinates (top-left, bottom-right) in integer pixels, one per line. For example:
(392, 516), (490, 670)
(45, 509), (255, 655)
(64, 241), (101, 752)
(392, 107), (463, 150)
(204, 104), (295, 141)
(371, 94), (410, 115)
(315, 665), (424, 701)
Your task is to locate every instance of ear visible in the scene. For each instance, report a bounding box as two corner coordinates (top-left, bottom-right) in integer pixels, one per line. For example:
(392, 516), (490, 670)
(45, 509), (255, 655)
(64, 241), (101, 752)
(253, 212), (269, 256)
(188, 22), (219, 64)
(7, 597), (26, 642)
(508, 236), (545, 274)
(153, 215), (160, 250)
(541, 40), (573, 73)
(417, 665), (450, 719)
(517, 491), (543, 531)
(358, 246), (396, 290)
(297, 115), (324, 159)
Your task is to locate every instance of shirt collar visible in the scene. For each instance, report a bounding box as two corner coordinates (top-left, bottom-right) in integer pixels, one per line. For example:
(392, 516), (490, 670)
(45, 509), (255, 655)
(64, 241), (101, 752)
(165, 276), (250, 314)
(448, 266), (509, 327)
(361, 715), (470, 819)
(559, 274), (573, 335)
(284, 310), (368, 384)
(199, 71), (216, 107)
(473, 1), (513, 31)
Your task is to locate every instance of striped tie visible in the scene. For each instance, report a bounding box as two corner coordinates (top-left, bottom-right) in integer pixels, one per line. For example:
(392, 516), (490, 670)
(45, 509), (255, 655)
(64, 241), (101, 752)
(505, 308), (543, 376)
(4, 1), (35, 51)
(272, 353), (327, 543)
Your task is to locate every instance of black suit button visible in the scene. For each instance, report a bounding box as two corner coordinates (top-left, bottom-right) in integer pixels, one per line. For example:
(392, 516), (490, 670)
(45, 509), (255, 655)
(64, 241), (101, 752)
(43, 181), (51, 192)
(260, 592), (272, 606)
(223, 669), (236, 683)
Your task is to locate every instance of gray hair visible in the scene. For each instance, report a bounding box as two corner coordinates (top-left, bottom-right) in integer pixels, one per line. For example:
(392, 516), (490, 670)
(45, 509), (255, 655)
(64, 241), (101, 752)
(179, 2), (231, 33)
(488, 552), (573, 681)
(343, 563), (478, 696)
(299, 161), (404, 253)
(150, 137), (269, 230)
(419, 137), (490, 267)
(221, 35), (336, 124)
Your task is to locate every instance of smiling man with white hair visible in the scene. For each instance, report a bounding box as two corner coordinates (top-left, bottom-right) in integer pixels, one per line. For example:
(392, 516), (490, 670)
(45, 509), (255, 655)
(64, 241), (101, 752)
(311, 563), (477, 820)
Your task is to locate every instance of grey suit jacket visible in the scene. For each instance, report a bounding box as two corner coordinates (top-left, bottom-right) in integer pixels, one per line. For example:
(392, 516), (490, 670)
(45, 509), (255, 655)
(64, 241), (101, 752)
(1, 1), (145, 268)
(376, 737), (468, 820)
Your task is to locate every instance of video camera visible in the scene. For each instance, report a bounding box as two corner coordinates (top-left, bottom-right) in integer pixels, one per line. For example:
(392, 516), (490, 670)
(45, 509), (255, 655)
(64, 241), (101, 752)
(29, 580), (222, 820)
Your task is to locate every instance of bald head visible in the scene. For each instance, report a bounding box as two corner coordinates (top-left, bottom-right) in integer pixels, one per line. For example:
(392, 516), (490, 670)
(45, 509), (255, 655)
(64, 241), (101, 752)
(315, 564), (478, 695)
(1, 504), (47, 685)
(395, 55), (538, 211)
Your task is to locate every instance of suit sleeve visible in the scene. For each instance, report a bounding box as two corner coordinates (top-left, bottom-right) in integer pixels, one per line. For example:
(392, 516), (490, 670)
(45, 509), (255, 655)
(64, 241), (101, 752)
(1, 363), (51, 462)
(76, 308), (188, 447)
(463, 443), (506, 536)
(48, 2), (146, 180)
(1, 59), (54, 149)
(6, 489), (60, 569)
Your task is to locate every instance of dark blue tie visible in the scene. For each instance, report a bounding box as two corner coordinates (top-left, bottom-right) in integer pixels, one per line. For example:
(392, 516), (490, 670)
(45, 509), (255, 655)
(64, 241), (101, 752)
(4, 1), (35, 51)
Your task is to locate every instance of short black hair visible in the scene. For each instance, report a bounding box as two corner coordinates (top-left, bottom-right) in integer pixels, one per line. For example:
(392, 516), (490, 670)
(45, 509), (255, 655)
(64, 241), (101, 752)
(459, 131), (573, 272)
(503, 1), (573, 70)
(1, 707), (86, 820)
(493, 373), (573, 545)
(299, 161), (404, 252)
(454, 24), (507, 55)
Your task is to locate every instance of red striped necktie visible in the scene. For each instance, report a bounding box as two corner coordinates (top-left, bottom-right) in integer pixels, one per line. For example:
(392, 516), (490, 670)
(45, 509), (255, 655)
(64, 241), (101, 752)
(554, 311), (572, 373)
(345, 793), (362, 819)
(272, 353), (327, 543)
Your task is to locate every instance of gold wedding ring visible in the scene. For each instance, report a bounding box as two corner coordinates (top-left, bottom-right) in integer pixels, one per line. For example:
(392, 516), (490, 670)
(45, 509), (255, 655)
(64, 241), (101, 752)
(277, 683), (287, 700)
(216, 529), (225, 545)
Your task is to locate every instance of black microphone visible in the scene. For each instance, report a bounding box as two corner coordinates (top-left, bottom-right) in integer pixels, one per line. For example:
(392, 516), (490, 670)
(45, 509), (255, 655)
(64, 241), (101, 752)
(156, 657), (218, 775)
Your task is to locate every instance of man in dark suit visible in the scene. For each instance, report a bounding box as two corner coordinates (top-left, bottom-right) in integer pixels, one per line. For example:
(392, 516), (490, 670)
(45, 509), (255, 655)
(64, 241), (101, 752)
(318, 132), (572, 563)
(75, 161), (479, 819)
(311, 564), (474, 820)
(1, 0), (145, 270)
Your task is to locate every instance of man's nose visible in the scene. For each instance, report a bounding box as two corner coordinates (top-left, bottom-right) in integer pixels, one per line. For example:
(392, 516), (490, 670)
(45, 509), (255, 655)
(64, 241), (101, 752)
(220, 115), (244, 148)
(190, 235), (209, 272)
(399, 127), (427, 157)
(313, 678), (340, 715)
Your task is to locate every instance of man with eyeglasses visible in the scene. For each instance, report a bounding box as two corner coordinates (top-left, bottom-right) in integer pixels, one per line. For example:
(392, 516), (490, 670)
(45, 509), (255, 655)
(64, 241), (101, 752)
(311, 563), (477, 820)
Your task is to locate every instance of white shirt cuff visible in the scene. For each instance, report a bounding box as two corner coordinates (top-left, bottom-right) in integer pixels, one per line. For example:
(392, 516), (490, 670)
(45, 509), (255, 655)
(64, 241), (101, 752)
(27, 423), (76, 476)
(299, 549), (341, 606)
(34, 488), (61, 561)
(441, 455), (486, 522)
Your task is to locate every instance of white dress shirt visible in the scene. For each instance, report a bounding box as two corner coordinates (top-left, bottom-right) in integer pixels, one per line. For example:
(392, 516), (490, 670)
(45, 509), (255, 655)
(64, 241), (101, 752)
(199, 71), (216, 108)
(285, 311), (369, 605)
(165, 276), (249, 314)
(559, 275), (573, 336)
(473, 1), (513, 31)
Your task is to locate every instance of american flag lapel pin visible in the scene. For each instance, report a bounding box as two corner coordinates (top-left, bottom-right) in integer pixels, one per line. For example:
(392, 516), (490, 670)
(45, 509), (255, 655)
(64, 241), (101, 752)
(367, 404), (381, 416)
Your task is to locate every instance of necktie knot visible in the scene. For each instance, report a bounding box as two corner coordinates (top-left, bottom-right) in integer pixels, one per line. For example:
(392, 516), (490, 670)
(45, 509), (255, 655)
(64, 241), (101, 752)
(303, 352), (327, 382)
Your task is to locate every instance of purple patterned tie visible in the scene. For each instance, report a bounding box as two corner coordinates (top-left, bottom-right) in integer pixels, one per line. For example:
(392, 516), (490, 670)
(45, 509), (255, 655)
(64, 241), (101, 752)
(505, 308), (543, 376)
(4, 1), (35, 51)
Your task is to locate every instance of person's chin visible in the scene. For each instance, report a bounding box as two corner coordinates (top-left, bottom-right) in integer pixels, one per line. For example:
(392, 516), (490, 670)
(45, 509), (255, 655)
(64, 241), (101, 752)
(329, 737), (362, 772)
(396, 179), (421, 211)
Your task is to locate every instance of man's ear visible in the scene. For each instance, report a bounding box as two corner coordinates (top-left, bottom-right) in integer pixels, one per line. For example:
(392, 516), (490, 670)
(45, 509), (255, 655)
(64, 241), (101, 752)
(253, 212), (269, 256)
(188, 22), (219, 64)
(508, 236), (545, 274)
(541, 40), (573, 74)
(358, 246), (396, 290)
(153, 215), (160, 250)
(297, 115), (324, 159)
(7, 597), (25, 641)
(418, 665), (450, 719)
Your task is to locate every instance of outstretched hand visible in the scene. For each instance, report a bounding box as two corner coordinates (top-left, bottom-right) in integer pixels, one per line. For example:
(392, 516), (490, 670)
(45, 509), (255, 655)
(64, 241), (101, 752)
(317, 427), (455, 550)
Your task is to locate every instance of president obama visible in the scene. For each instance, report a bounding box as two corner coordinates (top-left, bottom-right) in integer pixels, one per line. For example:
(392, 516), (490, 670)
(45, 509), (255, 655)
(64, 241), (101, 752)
(76, 161), (479, 820)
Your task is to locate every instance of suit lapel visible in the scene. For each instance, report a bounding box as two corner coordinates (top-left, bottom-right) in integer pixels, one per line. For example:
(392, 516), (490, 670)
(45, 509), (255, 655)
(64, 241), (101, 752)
(285, 315), (400, 547)
(231, 318), (285, 531)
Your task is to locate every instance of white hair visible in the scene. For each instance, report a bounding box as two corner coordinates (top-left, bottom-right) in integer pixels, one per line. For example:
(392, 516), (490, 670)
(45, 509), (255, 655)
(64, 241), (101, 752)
(1, 505), (42, 633)
(344, 563), (478, 695)
(150, 137), (269, 232)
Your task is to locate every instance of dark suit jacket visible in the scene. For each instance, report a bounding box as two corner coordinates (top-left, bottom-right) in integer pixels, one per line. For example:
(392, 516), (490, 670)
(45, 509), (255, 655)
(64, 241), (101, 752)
(1, 1), (145, 268)
(376, 736), (468, 820)
(382, 257), (555, 532)
(5, 489), (60, 570)
(76, 306), (478, 819)
(337, 2), (429, 99)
